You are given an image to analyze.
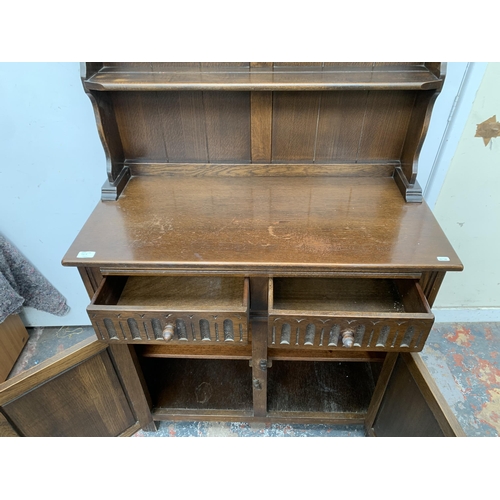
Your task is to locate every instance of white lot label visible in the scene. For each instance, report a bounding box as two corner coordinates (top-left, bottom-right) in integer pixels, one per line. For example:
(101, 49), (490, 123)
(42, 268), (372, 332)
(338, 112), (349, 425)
(437, 256), (450, 262)
(77, 251), (96, 258)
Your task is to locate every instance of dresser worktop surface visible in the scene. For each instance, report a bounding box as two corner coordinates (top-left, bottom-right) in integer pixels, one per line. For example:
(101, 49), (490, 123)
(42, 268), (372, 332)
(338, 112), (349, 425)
(62, 175), (462, 273)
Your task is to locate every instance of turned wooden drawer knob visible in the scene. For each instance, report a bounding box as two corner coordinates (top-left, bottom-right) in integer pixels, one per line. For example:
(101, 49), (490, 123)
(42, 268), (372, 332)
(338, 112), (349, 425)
(341, 329), (354, 348)
(163, 323), (175, 342)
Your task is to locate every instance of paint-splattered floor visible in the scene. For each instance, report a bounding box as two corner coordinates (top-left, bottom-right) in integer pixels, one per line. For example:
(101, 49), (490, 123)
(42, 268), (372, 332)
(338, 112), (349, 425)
(7, 325), (96, 377)
(420, 323), (500, 437)
(132, 421), (366, 437)
(7, 323), (500, 436)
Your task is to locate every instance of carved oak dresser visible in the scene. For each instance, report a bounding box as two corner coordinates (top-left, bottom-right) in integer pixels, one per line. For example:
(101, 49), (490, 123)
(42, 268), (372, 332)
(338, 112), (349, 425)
(0, 62), (465, 437)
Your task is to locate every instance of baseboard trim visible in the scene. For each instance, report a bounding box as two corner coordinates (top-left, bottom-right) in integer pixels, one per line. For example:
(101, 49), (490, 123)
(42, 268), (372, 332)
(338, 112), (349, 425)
(433, 308), (500, 323)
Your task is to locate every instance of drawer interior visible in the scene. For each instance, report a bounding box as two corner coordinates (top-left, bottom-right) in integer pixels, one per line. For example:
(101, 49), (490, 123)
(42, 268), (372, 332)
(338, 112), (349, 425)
(271, 278), (429, 314)
(93, 276), (248, 311)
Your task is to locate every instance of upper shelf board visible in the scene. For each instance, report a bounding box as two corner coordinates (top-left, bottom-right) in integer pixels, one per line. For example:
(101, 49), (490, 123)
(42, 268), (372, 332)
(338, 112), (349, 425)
(84, 65), (443, 92)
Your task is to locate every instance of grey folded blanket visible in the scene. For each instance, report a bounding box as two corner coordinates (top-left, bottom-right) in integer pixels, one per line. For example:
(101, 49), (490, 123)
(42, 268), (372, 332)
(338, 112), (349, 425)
(0, 233), (70, 323)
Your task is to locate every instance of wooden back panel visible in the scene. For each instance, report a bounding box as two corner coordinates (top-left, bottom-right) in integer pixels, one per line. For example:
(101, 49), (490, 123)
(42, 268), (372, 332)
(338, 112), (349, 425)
(107, 89), (420, 165)
(111, 90), (251, 163)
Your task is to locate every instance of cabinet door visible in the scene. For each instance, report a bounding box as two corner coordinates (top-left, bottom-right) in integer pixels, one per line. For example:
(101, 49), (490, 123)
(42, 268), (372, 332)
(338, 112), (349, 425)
(0, 337), (152, 437)
(368, 353), (465, 437)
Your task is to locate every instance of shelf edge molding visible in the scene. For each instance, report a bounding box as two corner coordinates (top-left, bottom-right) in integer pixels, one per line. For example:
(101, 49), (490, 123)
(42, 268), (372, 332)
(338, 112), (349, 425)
(82, 63), (444, 92)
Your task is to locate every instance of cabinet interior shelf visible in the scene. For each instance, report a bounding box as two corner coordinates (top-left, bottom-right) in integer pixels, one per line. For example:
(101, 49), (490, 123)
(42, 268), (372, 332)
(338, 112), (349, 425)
(138, 356), (379, 421)
(140, 358), (254, 413)
(267, 361), (377, 415)
(84, 64), (442, 92)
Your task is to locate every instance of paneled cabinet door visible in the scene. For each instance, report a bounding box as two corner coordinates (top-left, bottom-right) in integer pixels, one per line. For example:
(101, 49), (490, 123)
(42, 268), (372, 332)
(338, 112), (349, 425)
(0, 337), (153, 437)
(367, 353), (465, 437)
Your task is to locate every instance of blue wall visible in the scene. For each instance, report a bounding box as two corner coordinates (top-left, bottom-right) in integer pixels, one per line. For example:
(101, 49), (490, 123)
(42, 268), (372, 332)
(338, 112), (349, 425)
(0, 63), (104, 326)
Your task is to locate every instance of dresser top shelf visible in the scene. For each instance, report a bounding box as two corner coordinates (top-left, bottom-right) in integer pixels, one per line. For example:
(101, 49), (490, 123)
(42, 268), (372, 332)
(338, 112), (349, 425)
(84, 64), (442, 92)
(62, 175), (461, 273)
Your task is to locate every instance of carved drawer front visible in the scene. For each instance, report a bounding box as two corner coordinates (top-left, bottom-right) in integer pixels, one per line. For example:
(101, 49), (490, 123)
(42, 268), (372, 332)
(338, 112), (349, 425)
(87, 276), (249, 345)
(268, 278), (434, 352)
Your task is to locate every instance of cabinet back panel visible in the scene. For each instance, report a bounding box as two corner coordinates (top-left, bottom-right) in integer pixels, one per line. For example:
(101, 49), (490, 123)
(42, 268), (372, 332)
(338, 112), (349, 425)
(112, 92), (168, 161)
(272, 91), (321, 161)
(110, 89), (417, 168)
(315, 91), (368, 161)
(357, 91), (416, 161)
(111, 91), (251, 163)
(272, 90), (416, 163)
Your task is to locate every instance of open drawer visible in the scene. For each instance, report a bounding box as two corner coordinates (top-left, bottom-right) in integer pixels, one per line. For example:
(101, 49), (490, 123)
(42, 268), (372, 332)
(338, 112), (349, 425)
(87, 276), (249, 345)
(268, 278), (434, 352)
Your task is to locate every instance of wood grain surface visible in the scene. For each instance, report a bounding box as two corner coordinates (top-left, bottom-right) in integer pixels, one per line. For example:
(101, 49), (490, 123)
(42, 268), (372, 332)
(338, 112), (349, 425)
(84, 64), (442, 92)
(0, 314), (28, 382)
(63, 176), (462, 273)
(140, 358), (253, 411)
(371, 354), (465, 436)
(271, 277), (406, 312)
(116, 276), (247, 309)
(2, 350), (136, 437)
(0, 411), (19, 437)
(267, 360), (376, 414)
(127, 162), (396, 177)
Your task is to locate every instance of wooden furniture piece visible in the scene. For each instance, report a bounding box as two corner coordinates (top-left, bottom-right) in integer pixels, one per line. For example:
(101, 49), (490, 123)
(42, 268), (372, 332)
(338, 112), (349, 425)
(0, 314), (28, 383)
(0, 62), (465, 437)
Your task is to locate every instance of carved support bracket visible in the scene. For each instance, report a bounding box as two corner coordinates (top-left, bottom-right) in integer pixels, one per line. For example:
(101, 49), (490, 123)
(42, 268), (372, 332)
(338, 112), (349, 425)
(81, 63), (128, 200)
(101, 166), (131, 201)
(394, 167), (423, 203)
